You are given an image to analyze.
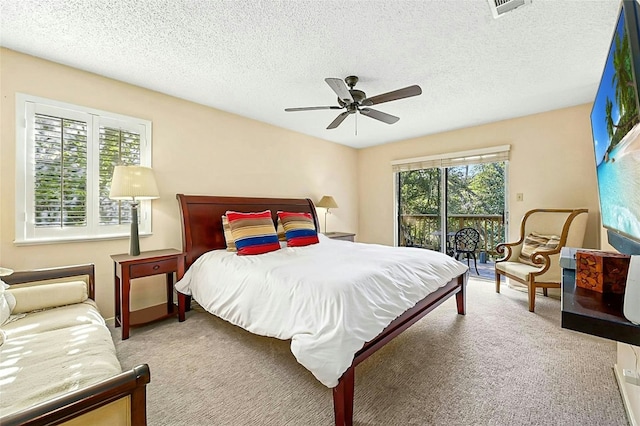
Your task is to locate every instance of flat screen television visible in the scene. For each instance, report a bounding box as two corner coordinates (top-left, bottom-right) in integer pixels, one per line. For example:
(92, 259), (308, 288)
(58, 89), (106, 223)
(590, 0), (640, 254)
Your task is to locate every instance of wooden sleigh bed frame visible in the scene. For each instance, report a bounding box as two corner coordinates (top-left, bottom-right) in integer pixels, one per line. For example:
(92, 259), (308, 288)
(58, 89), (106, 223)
(175, 194), (467, 426)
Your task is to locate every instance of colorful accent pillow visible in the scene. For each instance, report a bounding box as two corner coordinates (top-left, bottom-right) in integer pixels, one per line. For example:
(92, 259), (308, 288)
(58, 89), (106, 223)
(519, 232), (561, 266)
(277, 211), (319, 247)
(276, 218), (287, 241)
(221, 215), (237, 252)
(225, 210), (280, 255)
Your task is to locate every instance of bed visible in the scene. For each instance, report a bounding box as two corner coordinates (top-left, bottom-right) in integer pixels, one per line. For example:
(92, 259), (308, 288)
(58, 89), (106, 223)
(174, 194), (468, 426)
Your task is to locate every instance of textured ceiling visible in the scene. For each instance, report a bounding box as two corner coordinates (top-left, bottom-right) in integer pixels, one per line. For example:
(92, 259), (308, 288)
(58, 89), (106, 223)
(0, 0), (622, 148)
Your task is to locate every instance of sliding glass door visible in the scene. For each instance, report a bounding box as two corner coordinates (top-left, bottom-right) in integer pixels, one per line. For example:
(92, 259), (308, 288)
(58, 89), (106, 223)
(397, 168), (442, 250)
(397, 161), (507, 262)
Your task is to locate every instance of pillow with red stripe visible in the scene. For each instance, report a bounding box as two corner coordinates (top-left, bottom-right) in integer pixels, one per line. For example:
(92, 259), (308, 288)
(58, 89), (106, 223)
(221, 215), (237, 252)
(226, 210), (280, 255)
(277, 211), (319, 247)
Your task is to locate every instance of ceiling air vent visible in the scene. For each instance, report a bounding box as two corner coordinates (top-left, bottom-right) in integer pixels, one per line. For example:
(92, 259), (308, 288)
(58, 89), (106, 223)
(488, 0), (532, 19)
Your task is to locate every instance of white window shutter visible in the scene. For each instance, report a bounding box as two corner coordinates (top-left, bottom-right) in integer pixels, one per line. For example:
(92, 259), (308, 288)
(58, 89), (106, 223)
(15, 94), (152, 244)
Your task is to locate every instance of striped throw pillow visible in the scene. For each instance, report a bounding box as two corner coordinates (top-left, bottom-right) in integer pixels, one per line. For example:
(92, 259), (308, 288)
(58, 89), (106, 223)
(221, 215), (236, 252)
(518, 232), (560, 266)
(276, 218), (287, 241)
(277, 211), (319, 247)
(226, 210), (280, 255)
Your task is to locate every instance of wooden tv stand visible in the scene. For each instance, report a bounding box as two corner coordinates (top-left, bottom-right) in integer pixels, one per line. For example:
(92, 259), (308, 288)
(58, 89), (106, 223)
(561, 268), (639, 346)
(561, 267), (640, 426)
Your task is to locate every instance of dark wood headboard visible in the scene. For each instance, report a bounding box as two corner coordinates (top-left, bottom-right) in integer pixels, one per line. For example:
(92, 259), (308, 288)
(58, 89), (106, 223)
(176, 194), (319, 269)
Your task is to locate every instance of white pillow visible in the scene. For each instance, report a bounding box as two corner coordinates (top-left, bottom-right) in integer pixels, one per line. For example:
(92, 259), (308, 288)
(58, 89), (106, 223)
(2, 281), (15, 312)
(9, 281), (88, 314)
(0, 281), (11, 325)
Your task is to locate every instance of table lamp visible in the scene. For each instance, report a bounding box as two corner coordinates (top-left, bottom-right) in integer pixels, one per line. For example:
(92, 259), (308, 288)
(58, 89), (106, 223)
(316, 195), (338, 233)
(109, 166), (159, 256)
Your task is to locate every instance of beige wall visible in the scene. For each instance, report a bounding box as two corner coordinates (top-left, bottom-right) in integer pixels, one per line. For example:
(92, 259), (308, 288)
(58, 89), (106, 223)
(0, 48), (606, 320)
(0, 48), (358, 317)
(357, 104), (601, 249)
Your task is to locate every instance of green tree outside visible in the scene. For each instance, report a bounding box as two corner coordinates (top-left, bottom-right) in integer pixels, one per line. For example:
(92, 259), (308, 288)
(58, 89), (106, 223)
(399, 162), (505, 257)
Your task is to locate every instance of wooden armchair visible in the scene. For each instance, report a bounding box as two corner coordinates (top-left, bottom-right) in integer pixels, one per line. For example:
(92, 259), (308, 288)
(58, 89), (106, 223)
(495, 208), (588, 312)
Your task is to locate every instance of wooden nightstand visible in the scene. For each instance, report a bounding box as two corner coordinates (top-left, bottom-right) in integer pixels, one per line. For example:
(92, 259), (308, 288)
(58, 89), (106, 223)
(324, 232), (356, 242)
(111, 249), (185, 340)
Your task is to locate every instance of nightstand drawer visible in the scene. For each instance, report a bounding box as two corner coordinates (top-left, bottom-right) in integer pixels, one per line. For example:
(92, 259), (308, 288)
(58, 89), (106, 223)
(129, 257), (177, 279)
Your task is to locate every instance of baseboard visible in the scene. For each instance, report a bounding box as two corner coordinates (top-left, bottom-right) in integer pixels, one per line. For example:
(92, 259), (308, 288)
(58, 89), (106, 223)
(614, 363), (639, 426)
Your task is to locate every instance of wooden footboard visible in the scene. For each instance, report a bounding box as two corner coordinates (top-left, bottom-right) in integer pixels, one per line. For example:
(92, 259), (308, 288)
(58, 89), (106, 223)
(0, 364), (150, 426)
(332, 273), (466, 426)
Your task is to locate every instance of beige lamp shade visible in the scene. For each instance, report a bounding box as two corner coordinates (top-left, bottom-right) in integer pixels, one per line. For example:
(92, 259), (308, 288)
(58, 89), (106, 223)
(109, 165), (159, 256)
(317, 196), (338, 209)
(109, 166), (159, 201)
(317, 196), (338, 233)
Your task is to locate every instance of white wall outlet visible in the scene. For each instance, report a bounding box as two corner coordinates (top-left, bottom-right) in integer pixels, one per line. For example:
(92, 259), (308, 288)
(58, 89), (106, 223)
(623, 369), (640, 386)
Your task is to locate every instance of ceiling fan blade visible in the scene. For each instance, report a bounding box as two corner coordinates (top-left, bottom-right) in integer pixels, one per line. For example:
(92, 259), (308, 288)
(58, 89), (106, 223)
(285, 106), (342, 112)
(325, 78), (354, 104)
(361, 85), (422, 106)
(360, 108), (400, 124)
(327, 111), (351, 129)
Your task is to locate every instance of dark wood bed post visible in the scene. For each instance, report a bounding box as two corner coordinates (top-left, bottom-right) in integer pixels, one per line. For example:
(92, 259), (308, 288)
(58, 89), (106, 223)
(174, 194), (468, 426)
(456, 273), (466, 315)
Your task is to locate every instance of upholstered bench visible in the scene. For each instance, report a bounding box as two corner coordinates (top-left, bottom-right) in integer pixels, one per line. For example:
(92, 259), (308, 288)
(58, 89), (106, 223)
(0, 264), (150, 426)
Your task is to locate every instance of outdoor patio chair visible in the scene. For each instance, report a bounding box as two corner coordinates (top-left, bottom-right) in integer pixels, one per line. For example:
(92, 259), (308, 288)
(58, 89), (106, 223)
(454, 227), (480, 274)
(494, 208), (588, 312)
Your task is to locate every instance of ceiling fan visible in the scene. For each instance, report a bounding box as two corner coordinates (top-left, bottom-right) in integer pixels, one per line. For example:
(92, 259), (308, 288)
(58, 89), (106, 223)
(285, 76), (422, 130)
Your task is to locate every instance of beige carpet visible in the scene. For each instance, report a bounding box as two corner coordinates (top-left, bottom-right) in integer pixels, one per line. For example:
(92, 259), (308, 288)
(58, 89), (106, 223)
(112, 277), (629, 426)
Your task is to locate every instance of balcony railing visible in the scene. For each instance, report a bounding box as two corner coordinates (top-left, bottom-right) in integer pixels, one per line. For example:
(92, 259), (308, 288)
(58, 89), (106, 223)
(399, 213), (505, 259)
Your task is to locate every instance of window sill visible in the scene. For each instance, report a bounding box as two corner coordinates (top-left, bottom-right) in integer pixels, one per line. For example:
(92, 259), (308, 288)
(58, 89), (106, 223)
(14, 233), (152, 246)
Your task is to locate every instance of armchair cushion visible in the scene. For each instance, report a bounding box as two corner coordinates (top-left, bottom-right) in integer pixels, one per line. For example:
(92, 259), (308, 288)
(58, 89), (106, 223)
(518, 232), (560, 266)
(495, 261), (543, 282)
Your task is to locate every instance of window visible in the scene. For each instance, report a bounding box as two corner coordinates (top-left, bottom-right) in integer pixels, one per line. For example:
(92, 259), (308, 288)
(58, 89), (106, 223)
(15, 94), (152, 244)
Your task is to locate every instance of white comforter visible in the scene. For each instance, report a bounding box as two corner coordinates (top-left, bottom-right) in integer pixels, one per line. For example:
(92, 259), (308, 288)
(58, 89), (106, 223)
(175, 235), (468, 387)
